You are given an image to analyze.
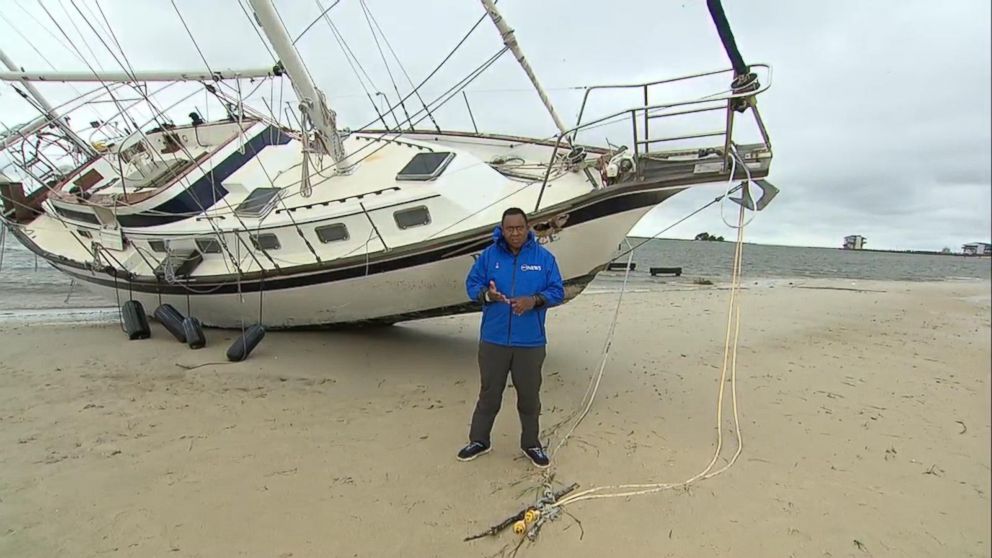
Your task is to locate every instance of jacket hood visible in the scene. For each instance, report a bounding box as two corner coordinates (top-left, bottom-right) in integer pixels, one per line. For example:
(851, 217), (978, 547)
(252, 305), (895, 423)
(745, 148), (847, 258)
(492, 226), (537, 252)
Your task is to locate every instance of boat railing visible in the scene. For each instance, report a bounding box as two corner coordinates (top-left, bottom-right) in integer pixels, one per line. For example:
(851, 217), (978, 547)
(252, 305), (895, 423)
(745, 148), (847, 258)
(535, 64), (773, 210)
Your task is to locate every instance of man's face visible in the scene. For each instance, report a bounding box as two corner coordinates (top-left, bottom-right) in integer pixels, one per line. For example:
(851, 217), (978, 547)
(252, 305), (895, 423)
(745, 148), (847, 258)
(502, 214), (528, 251)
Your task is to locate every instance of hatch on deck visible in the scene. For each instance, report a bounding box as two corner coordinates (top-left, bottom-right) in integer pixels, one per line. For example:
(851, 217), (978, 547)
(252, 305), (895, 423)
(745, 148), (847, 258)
(235, 187), (282, 217)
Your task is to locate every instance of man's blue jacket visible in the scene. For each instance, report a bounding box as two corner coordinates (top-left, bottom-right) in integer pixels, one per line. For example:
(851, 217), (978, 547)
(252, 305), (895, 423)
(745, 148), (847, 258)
(465, 227), (565, 347)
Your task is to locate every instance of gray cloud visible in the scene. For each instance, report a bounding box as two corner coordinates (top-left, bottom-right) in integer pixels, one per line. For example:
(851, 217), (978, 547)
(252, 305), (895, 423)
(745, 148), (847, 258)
(1, 0), (989, 250)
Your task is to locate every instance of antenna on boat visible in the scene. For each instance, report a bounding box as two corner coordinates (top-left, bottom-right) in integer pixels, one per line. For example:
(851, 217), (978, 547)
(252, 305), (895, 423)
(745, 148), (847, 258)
(247, 0), (354, 174)
(479, 0), (569, 138)
(0, 48), (96, 158)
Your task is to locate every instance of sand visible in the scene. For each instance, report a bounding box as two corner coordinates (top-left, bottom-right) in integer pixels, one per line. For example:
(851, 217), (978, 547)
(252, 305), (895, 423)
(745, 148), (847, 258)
(0, 278), (989, 557)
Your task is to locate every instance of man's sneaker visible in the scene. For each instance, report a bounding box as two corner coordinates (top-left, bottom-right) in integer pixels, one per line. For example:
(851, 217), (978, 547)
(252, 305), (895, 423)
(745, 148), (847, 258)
(457, 441), (491, 462)
(522, 447), (550, 468)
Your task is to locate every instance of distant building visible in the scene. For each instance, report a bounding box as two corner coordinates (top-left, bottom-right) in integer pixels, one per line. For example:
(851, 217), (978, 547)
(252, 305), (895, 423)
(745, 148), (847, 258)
(962, 242), (991, 256)
(843, 235), (867, 250)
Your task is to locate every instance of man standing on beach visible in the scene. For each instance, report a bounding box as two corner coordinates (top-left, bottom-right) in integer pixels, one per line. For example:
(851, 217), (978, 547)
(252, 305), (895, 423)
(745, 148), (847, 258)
(458, 208), (564, 468)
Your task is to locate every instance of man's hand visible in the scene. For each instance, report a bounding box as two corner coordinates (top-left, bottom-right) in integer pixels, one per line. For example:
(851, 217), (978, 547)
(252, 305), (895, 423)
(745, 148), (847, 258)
(509, 295), (536, 316)
(487, 280), (508, 304)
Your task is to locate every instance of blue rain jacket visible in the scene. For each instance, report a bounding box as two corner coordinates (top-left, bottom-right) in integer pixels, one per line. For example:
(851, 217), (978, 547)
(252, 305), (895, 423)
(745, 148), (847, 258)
(465, 227), (565, 347)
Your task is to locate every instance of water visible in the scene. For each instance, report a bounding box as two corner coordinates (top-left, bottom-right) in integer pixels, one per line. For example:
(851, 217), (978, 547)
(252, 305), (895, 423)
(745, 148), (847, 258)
(0, 235), (988, 318)
(0, 234), (107, 313)
(617, 238), (992, 282)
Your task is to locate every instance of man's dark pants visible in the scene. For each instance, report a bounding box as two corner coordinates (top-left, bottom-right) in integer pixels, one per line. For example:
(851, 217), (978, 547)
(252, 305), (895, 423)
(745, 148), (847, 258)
(469, 341), (546, 449)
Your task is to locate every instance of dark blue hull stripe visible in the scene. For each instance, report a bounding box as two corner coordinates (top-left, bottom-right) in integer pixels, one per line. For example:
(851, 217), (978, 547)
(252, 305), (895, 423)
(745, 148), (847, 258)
(34, 188), (679, 296)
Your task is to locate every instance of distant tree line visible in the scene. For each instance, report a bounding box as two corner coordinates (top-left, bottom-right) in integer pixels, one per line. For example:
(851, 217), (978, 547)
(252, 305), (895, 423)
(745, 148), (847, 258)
(694, 232), (725, 241)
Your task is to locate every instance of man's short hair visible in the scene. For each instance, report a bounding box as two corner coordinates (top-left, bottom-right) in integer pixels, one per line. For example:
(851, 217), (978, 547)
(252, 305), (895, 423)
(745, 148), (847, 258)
(501, 207), (528, 223)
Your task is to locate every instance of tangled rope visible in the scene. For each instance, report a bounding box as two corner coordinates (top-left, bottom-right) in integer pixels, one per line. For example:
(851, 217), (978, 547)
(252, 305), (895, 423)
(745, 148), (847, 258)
(544, 148), (755, 511)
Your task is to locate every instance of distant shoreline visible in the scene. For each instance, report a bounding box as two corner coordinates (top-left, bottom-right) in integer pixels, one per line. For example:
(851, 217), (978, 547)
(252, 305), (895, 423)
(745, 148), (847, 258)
(627, 236), (992, 257)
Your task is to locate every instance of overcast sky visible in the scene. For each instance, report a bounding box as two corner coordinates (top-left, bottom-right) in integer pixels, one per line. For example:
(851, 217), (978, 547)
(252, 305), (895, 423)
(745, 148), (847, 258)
(1, 0), (989, 250)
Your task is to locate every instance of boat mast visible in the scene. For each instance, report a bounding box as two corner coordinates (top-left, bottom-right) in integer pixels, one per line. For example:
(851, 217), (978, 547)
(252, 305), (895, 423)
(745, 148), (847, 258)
(247, 0), (352, 173)
(0, 48), (96, 158)
(479, 0), (568, 137)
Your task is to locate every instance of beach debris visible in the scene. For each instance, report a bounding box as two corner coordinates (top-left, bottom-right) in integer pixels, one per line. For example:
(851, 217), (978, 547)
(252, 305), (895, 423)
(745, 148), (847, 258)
(464, 482), (578, 542)
(41, 452), (68, 464)
(955, 420), (967, 434)
(923, 464), (944, 477)
(175, 362), (231, 371)
(796, 286), (887, 293)
(265, 467), (298, 477)
(692, 277), (714, 286)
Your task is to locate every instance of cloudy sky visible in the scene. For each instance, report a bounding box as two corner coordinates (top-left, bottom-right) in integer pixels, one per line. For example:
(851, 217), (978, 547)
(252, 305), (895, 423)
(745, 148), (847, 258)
(1, 0), (989, 250)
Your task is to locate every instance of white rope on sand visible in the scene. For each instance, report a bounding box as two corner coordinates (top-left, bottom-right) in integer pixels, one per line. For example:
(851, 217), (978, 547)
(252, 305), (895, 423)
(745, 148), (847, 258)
(554, 202), (747, 507)
(546, 147), (754, 509)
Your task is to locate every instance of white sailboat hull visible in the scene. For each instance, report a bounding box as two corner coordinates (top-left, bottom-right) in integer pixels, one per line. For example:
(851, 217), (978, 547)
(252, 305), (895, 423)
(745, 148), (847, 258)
(56, 204), (653, 328)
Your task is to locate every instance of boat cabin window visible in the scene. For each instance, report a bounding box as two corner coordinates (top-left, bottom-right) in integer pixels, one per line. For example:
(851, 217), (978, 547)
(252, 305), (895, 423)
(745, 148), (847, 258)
(149, 240), (168, 253)
(396, 152), (454, 181)
(315, 223), (349, 243)
(119, 141), (147, 163)
(251, 233), (281, 251)
(195, 237), (223, 254)
(53, 205), (100, 224)
(123, 158), (194, 192)
(394, 206), (431, 230)
(77, 229), (92, 239)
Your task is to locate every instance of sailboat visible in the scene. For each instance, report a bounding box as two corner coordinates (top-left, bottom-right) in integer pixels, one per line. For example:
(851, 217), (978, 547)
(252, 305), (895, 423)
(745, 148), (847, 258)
(0, 0), (775, 329)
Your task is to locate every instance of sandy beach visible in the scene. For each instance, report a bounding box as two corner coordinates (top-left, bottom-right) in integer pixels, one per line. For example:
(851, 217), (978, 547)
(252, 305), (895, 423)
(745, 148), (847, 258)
(0, 278), (988, 557)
